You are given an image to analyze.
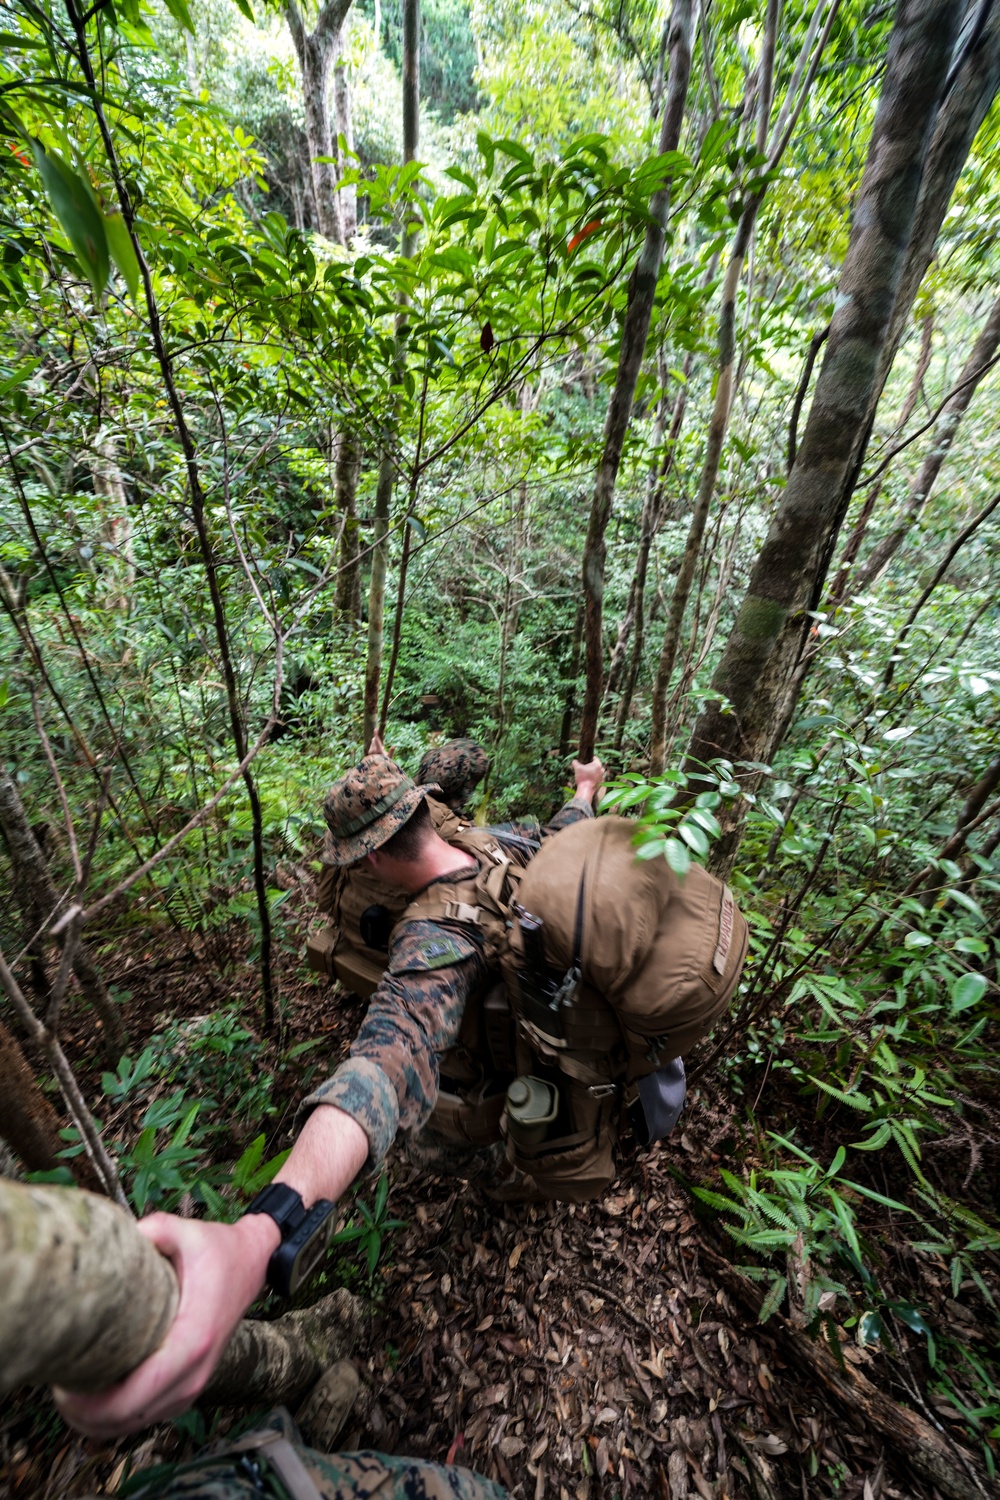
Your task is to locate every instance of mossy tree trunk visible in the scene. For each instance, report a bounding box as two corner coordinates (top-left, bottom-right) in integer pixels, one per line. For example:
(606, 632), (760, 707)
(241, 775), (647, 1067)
(285, 0), (354, 244)
(682, 0), (966, 851)
(0, 1018), (93, 1184)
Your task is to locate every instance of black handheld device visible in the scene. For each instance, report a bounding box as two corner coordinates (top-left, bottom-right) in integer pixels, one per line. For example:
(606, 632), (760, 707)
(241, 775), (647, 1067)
(243, 1183), (337, 1298)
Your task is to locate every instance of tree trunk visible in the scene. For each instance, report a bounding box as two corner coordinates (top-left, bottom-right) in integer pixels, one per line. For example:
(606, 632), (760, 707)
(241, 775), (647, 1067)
(648, 207), (755, 776)
(0, 1017), (79, 1180)
(683, 0), (964, 824)
(334, 56), (357, 241)
(701, 1240), (990, 1500)
(364, 454), (393, 748)
(602, 347), (672, 712)
(89, 433), (135, 611)
(875, 0), (1000, 402)
(576, 0), (694, 761)
(0, 765), (125, 1058)
(559, 602), (585, 761)
(334, 431), (362, 622)
(855, 288), (1000, 592)
(0, 1179), (363, 1404)
(363, 0), (419, 748)
(649, 0), (823, 776)
(285, 0), (354, 244)
(826, 308), (934, 606)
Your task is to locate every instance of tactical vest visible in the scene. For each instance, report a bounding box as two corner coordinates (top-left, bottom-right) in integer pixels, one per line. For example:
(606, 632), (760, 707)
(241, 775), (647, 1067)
(307, 798), (469, 995)
(398, 817), (749, 1203)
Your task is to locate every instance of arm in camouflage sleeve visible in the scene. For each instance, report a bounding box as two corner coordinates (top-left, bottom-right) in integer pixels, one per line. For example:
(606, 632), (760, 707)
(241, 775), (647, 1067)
(543, 794), (595, 836)
(544, 756), (605, 836)
(299, 922), (487, 1172)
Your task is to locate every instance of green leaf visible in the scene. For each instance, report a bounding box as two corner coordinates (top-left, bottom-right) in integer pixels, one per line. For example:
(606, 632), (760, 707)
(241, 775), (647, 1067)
(232, 1134), (265, 1184)
(888, 1302), (932, 1338)
(162, 0), (194, 31)
(807, 1076), (872, 1112)
(199, 1182), (229, 1220)
(758, 1275), (787, 1322)
(852, 1121), (891, 1151)
(30, 141), (109, 295)
(951, 972), (988, 1014)
(476, 131), (495, 177)
(0, 31), (46, 48)
(945, 888), (984, 921)
(0, 360), (42, 396)
(859, 1310), (882, 1345)
(678, 822), (710, 856)
(103, 212), (140, 300)
(663, 838), (691, 877)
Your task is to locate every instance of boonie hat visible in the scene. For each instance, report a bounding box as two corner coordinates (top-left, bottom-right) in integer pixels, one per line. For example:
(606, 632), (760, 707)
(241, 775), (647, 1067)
(323, 755), (435, 865)
(416, 738), (489, 811)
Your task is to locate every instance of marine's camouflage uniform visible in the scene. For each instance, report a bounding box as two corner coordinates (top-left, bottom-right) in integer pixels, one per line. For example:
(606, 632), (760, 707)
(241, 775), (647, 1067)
(100, 1408), (504, 1500)
(307, 756), (592, 1175)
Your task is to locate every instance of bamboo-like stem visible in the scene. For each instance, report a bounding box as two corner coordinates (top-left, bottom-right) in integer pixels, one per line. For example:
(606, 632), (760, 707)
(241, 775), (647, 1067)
(363, 0), (420, 748)
(63, 0), (276, 1028)
(577, 0), (694, 762)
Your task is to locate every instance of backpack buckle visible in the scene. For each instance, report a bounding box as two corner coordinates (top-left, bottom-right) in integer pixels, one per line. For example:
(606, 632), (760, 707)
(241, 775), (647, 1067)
(645, 1036), (670, 1065)
(444, 900), (481, 923)
(587, 1083), (617, 1100)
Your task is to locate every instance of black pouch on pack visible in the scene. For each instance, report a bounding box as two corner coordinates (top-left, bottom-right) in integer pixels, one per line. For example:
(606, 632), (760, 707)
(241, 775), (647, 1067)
(515, 883), (586, 1043)
(628, 1057), (687, 1147)
(359, 903), (393, 952)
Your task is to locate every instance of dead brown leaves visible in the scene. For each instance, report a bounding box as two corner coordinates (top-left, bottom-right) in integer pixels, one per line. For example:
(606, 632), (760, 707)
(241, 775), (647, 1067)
(352, 1127), (911, 1499)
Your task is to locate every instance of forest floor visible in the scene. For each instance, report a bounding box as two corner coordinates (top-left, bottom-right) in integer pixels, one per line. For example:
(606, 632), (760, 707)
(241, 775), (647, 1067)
(0, 902), (975, 1500)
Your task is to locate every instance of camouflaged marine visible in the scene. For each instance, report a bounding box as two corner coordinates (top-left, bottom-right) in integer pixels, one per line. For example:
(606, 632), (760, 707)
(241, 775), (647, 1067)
(98, 1407), (505, 1500)
(321, 754), (439, 862)
(301, 752), (596, 1178)
(416, 739), (489, 812)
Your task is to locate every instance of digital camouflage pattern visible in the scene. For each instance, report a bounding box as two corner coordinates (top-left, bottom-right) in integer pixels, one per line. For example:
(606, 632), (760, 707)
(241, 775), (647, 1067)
(303, 915), (487, 1168)
(322, 757), (437, 866)
(302, 797), (593, 1173)
(110, 1409), (505, 1500)
(415, 740), (489, 812)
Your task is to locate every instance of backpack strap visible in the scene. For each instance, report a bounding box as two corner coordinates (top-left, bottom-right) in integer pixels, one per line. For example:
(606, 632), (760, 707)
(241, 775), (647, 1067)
(213, 1429), (324, 1500)
(398, 835), (520, 963)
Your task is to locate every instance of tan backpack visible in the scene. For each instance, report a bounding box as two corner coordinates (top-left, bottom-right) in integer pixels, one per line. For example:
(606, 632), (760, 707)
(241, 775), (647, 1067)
(401, 815), (748, 1203)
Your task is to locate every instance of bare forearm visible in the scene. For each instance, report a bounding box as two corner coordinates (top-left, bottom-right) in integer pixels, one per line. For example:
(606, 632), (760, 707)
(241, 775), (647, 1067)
(273, 1105), (370, 1208)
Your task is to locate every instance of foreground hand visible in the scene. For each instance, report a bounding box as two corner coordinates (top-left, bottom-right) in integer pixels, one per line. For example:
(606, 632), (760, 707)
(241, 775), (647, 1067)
(572, 756), (606, 806)
(55, 1211), (279, 1439)
(367, 731), (386, 757)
